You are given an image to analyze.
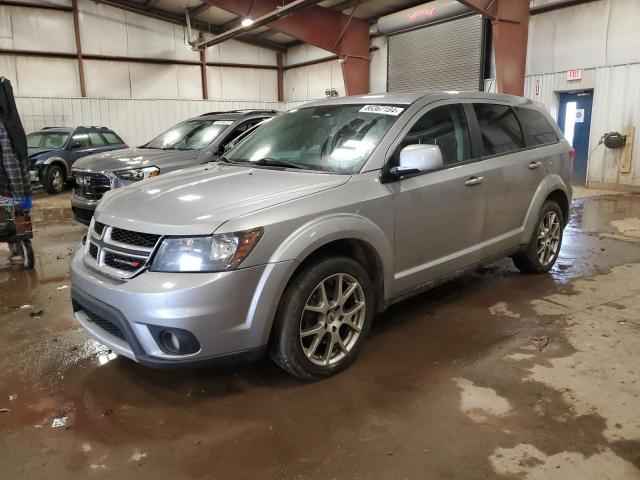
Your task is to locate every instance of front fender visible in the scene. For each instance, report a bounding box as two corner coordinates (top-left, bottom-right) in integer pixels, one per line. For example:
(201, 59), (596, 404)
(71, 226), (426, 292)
(520, 174), (571, 244)
(41, 156), (70, 176)
(269, 213), (394, 301)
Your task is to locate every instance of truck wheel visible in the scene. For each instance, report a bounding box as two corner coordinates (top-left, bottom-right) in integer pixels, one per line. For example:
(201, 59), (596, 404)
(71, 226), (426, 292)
(269, 256), (374, 380)
(42, 165), (66, 194)
(513, 200), (564, 274)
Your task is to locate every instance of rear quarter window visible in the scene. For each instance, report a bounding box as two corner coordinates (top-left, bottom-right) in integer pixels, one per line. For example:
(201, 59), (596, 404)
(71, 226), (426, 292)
(516, 107), (559, 146)
(103, 132), (125, 145)
(473, 103), (525, 155)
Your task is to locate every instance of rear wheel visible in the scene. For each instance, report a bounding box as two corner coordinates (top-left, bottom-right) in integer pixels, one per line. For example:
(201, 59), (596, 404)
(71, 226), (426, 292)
(513, 200), (564, 274)
(269, 256), (374, 380)
(42, 165), (66, 194)
(20, 239), (35, 269)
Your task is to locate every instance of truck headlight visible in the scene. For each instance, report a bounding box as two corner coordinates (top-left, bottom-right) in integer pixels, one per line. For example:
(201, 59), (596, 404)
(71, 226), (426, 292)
(150, 228), (263, 272)
(114, 166), (159, 181)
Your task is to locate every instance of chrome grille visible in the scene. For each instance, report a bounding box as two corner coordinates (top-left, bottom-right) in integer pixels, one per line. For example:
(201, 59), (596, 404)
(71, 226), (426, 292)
(74, 171), (111, 200)
(85, 221), (161, 279)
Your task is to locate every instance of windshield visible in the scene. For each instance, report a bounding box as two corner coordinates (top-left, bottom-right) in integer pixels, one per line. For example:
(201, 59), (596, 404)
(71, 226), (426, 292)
(27, 132), (70, 150)
(226, 104), (404, 173)
(144, 120), (231, 150)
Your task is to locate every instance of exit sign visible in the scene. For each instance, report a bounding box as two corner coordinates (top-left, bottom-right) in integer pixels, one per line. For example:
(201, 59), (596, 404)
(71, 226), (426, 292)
(567, 70), (582, 81)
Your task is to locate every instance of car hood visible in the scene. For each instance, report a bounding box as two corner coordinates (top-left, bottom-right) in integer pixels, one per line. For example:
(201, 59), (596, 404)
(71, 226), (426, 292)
(28, 148), (58, 160)
(96, 163), (350, 235)
(71, 148), (199, 171)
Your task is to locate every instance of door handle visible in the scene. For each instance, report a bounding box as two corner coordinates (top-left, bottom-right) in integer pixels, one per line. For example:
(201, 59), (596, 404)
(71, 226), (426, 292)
(528, 161), (543, 170)
(464, 176), (485, 186)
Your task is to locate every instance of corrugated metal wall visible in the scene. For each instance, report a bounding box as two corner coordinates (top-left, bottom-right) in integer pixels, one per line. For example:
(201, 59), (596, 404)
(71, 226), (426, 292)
(15, 97), (291, 147)
(525, 65), (640, 189)
(524, 0), (640, 189)
(0, 0), (278, 101)
(387, 14), (483, 92)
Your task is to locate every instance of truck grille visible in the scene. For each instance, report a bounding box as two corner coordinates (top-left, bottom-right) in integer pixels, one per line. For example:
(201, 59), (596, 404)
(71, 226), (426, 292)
(74, 171), (111, 200)
(86, 222), (161, 279)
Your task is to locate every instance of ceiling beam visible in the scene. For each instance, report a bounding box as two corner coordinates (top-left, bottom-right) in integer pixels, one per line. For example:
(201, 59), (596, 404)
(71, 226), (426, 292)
(201, 0), (371, 94)
(93, 0), (286, 51)
(195, 0), (323, 49)
(188, 2), (212, 16)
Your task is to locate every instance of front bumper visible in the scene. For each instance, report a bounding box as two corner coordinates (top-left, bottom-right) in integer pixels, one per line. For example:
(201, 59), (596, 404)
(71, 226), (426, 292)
(71, 194), (100, 225)
(70, 245), (294, 368)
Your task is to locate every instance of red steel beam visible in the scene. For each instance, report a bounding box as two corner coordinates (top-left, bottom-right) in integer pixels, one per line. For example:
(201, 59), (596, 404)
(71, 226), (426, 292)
(459, 0), (529, 96)
(276, 52), (284, 102)
(71, 0), (86, 97)
(200, 50), (208, 100)
(205, 0), (370, 95)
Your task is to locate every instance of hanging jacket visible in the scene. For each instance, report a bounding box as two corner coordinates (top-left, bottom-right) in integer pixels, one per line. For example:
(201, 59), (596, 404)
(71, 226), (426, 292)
(0, 77), (28, 161)
(0, 78), (31, 200)
(0, 121), (31, 200)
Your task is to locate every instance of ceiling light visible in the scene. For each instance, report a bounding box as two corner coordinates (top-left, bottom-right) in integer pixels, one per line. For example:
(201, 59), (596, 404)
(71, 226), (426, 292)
(241, 18), (254, 27)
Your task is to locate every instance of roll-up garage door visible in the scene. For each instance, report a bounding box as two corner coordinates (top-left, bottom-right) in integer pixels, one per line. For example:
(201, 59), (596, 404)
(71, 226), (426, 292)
(388, 14), (484, 92)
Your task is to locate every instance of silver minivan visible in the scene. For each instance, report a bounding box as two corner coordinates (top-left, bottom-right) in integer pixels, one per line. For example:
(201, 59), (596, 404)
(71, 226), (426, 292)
(70, 92), (572, 379)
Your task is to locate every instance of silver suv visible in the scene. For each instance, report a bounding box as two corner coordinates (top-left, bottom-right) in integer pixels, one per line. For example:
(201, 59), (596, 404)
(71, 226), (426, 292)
(70, 92), (572, 379)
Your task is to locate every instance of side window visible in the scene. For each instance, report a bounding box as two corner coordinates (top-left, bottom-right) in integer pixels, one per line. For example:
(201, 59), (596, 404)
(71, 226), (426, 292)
(222, 119), (263, 148)
(395, 104), (471, 167)
(473, 103), (525, 155)
(70, 133), (91, 149)
(516, 107), (559, 146)
(103, 132), (124, 145)
(88, 132), (107, 146)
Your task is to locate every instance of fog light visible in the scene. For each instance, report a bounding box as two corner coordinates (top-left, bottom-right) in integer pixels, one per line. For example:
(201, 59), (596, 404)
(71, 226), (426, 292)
(149, 326), (200, 355)
(160, 331), (181, 353)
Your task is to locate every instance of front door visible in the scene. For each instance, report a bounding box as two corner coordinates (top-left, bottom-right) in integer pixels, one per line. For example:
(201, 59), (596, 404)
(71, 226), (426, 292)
(390, 103), (486, 294)
(558, 90), (593, 185)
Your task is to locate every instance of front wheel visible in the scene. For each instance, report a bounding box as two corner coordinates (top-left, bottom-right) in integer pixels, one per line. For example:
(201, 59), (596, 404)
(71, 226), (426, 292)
(20, 239), (35, 269)
(269, 256), (374, 380)
(513, 200), (564, 274)
(42, 165), (66, 194)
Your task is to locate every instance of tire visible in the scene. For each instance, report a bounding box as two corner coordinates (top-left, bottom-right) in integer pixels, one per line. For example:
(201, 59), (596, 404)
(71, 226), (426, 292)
(8, 241), (20, 256)
(269, 256), (375, 380)
(20, 239), (35, 269)
(42, 165), (66, 194)
(513, 200), (564, 274)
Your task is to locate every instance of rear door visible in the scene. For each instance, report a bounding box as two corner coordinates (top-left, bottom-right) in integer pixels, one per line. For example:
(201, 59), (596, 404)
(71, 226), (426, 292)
(470, 103), (548, 258)
(389, 102), (487, 294)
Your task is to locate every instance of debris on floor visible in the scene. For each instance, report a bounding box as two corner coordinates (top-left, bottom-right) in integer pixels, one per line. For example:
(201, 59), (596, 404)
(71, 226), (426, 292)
(51, 417), (68, 428)
(532, 336), (549, 351)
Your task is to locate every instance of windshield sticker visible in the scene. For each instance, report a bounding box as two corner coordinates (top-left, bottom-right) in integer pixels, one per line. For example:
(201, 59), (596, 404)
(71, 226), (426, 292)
(213, 120), (234, 125)
(359, 105), (405, 116)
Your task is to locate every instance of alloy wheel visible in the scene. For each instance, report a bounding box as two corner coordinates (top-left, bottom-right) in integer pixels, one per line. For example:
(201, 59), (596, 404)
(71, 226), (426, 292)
(537, 211), (561, 266)
(299, 273), (366, 367)
(52, 169), (64, 192)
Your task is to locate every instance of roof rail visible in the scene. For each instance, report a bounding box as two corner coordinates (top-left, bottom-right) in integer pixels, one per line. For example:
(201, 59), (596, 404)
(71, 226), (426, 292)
(199, 109), (278, 117)
(76, 126), (109, 130)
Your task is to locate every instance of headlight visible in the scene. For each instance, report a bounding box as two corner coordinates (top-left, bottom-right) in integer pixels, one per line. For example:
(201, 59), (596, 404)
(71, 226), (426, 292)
(150, 228), (263, 273)
(114, 166), (159, 181)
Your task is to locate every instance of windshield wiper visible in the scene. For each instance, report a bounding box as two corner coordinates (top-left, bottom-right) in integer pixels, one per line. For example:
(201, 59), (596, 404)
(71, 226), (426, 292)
(249, 158), (308, 170)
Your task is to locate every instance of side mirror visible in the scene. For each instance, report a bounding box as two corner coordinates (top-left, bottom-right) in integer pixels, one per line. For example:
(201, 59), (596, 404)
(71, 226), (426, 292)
(69, 141), (83, 150)
(391, 144), (443, 178)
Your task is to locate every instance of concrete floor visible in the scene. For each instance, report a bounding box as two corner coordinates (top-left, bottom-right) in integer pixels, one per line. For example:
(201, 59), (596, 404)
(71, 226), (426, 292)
(0, 188), (639, 479)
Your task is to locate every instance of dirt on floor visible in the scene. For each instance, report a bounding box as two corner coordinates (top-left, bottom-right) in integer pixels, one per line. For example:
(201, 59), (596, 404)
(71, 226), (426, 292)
(0, 189), (639, 480)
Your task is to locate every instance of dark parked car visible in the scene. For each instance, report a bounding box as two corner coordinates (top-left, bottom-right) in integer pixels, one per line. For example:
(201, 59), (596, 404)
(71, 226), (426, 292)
(28, 126), (127, 194)
(70, 110), (277, 225)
